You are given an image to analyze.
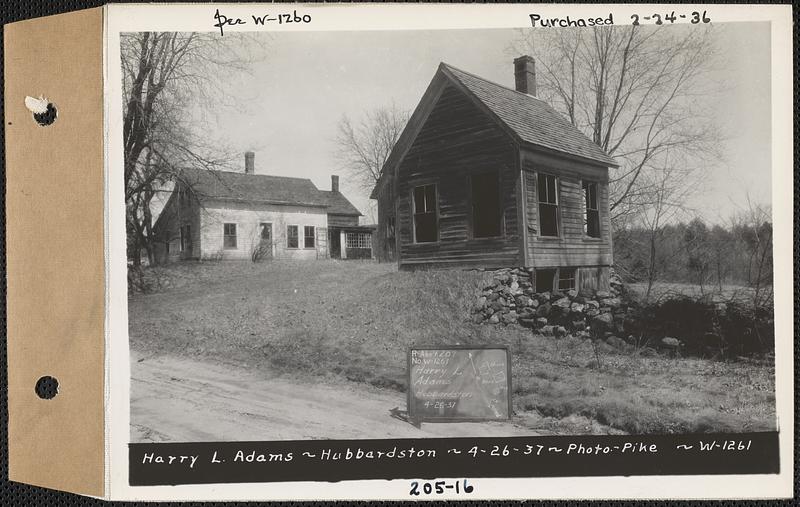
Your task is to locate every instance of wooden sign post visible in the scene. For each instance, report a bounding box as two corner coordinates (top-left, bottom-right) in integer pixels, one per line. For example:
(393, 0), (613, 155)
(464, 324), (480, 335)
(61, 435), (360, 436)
(407, 346), (512, 423)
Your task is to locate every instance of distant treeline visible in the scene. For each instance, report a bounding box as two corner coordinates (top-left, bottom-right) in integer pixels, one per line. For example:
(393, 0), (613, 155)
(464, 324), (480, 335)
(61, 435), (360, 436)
(613, 217), (773, 303)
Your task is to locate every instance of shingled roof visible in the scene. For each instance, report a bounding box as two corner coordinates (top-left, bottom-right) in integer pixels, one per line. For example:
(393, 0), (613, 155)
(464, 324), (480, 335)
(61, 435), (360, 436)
(178, 166), (360, 215)
(440, 63), (618, 167)
(319, 190), (362, 216)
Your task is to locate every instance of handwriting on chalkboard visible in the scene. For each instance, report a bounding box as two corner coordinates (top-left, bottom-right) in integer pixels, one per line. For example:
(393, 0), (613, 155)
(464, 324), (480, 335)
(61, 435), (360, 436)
(408, 347), (510, 422)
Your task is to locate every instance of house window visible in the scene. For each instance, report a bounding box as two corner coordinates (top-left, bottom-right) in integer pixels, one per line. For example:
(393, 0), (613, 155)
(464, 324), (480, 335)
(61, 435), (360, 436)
(558, 268), (576, 291)
(583, 181), (601, 238)
(346, 232), (372, 249)
(537, 173), (559, 237)
(471, 171), (502, 238)
(386, 216), (396, 239)
(180, 225), (191, 252)
(413, 183), (437, 243)
(535, 268), (556, 293)
(304, 226), (315, 249)
(223, 223), (237, 249)
(287, 225), (299, 248)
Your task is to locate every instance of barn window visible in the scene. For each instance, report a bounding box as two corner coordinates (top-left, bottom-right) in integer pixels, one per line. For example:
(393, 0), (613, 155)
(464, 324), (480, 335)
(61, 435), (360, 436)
(583, 181), (601, 238)
(223, 223), (237, 249)
(558, 268), (576, 291)
(346, 232), (372, 249)
(287, 225), (299, 248)
(537, 173), (559, 237)
(535, 268), (556, 293)
(471, 171), (502, 238)
(413, 183), (437, 243)
(180, 225), (191, 252)
(304, 226), (315, 249)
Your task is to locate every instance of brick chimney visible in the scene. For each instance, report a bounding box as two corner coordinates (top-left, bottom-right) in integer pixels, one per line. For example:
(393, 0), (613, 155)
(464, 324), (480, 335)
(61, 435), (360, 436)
(244, 151), (255, 174)
(331, 175), (340, 193)
(514, 55), (536, 96)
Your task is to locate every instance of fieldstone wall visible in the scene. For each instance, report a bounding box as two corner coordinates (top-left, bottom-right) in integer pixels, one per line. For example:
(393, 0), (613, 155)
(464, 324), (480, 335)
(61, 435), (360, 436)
(472, 267), (629, 342)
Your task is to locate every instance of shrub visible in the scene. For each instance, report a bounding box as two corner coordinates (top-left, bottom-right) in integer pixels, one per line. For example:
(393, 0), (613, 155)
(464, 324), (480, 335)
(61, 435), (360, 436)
(623, 295), (773, 358)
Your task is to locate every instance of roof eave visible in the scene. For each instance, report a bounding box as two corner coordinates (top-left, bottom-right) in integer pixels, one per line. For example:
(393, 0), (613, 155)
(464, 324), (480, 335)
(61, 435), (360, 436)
(198, 195), (330, 209)
(521, 141), (619, 168)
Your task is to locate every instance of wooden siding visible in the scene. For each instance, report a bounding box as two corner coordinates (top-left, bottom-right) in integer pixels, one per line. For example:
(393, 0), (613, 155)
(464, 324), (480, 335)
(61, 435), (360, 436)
(199, 200), (328, 260)
(522, 148), (613, 268)
(328, 213), (359, 228)
(394, 85), (521, 269)
(375, 178), (397, 262)
(152, 185), (202, 263)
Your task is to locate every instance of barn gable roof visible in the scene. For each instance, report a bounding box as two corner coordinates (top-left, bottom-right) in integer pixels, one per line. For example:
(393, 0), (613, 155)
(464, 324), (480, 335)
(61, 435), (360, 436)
(178, 166), (360, 216)
(370, 62), (618, 198)
(441, 64), (618, 167)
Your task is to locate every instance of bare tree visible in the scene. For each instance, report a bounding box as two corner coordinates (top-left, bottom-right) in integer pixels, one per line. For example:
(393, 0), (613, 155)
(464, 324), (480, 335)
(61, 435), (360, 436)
(730, 196), (773, 306)
(121, 32), (263, 266)
(334, 103), (410, 194)
(633, 152), (698, 300)
(511, 25), (721, 223)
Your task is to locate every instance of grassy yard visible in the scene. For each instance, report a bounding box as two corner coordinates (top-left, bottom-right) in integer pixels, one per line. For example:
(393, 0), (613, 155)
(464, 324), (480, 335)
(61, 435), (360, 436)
(129, 260), (776, 435)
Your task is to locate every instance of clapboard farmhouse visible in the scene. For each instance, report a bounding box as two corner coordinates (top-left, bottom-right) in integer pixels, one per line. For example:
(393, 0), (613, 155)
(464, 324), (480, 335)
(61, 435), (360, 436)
(153, 153), (374, 262)
(371, 56), (618, 292)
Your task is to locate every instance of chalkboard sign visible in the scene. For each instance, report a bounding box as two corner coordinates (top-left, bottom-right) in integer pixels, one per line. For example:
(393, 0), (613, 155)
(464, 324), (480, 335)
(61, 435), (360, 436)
(407, 346), (511, 422)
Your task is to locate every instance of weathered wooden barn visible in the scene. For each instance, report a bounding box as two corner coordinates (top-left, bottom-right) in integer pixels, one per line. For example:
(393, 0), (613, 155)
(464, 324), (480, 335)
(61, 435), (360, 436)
(371, 56), (618, 292)
(153, 153), (375, 262)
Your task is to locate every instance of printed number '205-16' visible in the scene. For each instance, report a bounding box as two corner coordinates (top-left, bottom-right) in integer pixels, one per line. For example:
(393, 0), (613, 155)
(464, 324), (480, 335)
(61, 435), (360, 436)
(409, 479), (474, 495)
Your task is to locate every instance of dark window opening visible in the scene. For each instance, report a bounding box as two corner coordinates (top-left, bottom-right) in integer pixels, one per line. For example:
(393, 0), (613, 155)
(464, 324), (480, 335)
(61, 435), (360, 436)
(537, 173), (559, 237)
(471, 171), (502, 238)
(583, 181), (601, 238)
(304, 226), (315, 249)
(180, 225), (191, 252)
(535, 269), (556, 293)
(558, 268), (576, 291)
(287, 225), (299, 249)
(386, 216), (396, 239)
(223, 223), (237, 249)
(413, 184), (437, 243)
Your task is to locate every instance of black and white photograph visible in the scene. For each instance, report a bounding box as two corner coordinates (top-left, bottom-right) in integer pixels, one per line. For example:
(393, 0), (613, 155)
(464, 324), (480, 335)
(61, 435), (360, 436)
(122, 20), (777, 452)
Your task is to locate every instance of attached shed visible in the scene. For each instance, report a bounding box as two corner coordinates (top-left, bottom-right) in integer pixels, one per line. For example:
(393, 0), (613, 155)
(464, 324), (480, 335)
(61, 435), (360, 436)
(371, 56), (618, 292)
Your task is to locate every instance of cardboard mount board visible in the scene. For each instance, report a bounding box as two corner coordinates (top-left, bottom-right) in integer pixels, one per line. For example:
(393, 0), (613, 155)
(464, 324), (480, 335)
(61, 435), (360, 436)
(5, 7), (106, 498)
(2, 3), (795, 501)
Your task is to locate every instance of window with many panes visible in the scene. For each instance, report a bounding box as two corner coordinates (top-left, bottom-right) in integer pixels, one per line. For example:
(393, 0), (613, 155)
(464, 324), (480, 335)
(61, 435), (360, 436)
(537, 173), (559, 237)
(558, 268), (576, 291)
(287, 225), (299, 248)
(583, 181), (601, 238)
(223, 223), (237, 249)
(345, 232), (372, 249)
(413, 184), (438, 243)
(471, 171), (502, 238)
(304, 226), (315, 249)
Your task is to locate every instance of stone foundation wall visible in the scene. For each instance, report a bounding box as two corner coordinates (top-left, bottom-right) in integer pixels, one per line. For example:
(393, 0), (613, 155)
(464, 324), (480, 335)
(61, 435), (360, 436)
(472, 267), (628, 341)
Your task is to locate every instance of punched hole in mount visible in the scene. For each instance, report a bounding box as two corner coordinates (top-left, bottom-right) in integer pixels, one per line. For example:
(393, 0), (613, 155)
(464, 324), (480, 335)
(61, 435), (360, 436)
(24, 95), (58, 126)
(35, 376), (59, 399)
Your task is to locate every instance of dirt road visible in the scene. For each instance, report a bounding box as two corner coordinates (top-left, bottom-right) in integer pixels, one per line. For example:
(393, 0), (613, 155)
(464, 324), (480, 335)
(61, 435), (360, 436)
(130, 352), (539, 442)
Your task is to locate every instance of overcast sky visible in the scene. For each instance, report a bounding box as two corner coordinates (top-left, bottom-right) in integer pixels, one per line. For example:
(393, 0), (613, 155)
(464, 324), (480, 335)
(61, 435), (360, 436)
(195, 23), (771, 224)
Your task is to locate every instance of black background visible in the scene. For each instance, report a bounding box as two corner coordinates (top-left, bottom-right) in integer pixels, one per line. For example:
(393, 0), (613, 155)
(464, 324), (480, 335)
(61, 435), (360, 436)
(1, 0), (797, 505)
